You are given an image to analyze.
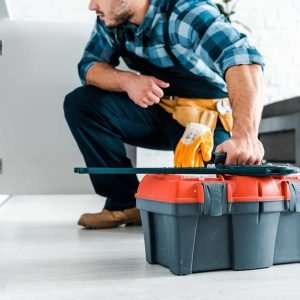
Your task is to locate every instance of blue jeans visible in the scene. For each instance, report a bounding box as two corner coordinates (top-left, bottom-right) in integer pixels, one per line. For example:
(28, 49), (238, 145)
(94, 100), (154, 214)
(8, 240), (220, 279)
(64, 86), (230, 210)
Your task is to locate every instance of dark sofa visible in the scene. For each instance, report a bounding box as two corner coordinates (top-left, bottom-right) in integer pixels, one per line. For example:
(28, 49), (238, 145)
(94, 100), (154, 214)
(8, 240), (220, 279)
(259, 96), (300, 166)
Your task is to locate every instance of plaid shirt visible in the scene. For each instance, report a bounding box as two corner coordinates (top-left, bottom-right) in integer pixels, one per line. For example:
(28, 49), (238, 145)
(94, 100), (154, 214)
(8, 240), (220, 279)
(78, 0), (264, 93)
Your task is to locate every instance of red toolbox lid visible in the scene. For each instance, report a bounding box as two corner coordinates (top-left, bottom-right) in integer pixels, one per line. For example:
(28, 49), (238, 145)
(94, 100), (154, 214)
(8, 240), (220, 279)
(135, 174), (300, 203)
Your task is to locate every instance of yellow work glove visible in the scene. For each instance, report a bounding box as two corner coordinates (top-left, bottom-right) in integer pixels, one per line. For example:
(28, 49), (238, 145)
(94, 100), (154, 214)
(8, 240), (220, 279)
(174, 123), (213, 168)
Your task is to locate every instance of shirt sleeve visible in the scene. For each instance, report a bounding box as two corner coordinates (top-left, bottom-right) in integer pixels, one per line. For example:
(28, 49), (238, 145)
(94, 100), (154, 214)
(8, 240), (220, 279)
(78, 18), (120, 85)
(169, 1), (265, 78)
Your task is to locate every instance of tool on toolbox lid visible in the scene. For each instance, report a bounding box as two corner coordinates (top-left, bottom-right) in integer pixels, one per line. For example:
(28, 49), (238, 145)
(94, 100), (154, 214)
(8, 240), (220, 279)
(74, 153), (300, 176)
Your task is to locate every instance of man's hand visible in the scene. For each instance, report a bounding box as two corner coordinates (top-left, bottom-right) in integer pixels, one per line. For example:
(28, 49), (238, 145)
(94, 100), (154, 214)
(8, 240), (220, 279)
(86, 63), (169, 108)
(216, 136), (264, 165)
(122, 73), (170, 108)
(86, 62), (170, 108)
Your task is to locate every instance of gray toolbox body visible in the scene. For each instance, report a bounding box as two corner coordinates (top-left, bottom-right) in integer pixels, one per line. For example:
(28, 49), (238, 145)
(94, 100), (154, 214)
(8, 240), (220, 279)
(136, 174), (300, 275)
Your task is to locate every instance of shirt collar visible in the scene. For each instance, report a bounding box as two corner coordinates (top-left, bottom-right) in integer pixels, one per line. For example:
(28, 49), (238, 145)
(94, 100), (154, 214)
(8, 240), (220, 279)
(128, 0), (168, 36)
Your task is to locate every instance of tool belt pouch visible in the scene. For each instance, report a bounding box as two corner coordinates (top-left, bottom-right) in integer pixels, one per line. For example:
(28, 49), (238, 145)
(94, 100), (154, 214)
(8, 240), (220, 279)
(172, 105), (218, 130)
(216, 99), (233, 133)
(160, 98), (233, 132)
(218, 111), (233, 133)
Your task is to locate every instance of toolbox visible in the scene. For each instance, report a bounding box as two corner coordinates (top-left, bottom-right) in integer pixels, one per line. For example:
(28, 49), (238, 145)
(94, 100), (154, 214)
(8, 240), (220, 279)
(74, 161), (300, 275)
(136, 173), (300, 275)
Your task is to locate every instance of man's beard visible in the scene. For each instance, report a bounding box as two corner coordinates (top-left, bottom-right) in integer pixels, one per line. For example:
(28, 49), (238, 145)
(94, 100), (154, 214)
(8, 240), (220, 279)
(106, 8), (133, 28)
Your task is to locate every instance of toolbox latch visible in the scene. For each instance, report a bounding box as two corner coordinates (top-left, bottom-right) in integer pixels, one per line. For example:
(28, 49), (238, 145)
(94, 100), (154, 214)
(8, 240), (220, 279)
(202, 183), (227, 216)
(288, 181), (300, 212)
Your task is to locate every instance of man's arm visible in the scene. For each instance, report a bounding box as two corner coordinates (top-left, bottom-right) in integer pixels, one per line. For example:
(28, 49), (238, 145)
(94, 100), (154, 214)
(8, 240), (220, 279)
(86, 62), (129, 92)
(216, 64), (265, 165)
(86, 62), (169, 108)
(79, 18), (168, 107)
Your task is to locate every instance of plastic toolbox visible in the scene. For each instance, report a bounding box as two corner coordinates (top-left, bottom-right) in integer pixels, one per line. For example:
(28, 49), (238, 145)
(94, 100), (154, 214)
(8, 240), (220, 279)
(135, 173), (300, 275)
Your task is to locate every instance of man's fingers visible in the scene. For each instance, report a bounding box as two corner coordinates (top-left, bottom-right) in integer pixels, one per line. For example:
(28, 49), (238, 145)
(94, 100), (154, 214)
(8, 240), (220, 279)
(253, 158), (262, 165)
(253, 152), (264, 165)
(228, 152), (251, 165)
(228, 152), (261, 165)
(147, 92), (160, 104)
(153, 78), (170, 89)
(138, 102), (148, 108)
(152, 84), (164, 99)
(140, 96), (159, 108)
(216, 139), (265, 165)
(238, 152), (249, 165)
(224, 153), (237, 165)
(246, 155), (257, 165)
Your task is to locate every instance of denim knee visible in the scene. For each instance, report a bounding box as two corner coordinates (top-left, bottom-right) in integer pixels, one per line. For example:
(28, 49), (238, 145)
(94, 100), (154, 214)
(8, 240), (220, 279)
(63, 86), (86, 123)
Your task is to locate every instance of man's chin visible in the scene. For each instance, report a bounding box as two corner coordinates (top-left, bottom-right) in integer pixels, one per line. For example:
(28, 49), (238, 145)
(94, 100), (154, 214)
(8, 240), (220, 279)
(100, 17), (127, 29)
(100, 20), (119, 29)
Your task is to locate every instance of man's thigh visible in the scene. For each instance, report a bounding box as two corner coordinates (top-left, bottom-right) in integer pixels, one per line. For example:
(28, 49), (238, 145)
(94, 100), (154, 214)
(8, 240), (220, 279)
(73, 86), (185, 151)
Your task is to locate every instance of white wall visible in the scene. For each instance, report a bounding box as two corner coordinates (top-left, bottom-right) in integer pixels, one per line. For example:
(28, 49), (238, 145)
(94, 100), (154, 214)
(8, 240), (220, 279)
(0, 20), (137, 194)
(0, 0), (9, 18)
(232, 0), (300, 103)
(5, 0), (94, 23)
(0, 20), (95, 193)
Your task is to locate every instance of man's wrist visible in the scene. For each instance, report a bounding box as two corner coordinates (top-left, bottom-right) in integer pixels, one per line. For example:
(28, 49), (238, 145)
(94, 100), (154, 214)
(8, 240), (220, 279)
(231, 113), (260, 139)
(232, 126), (258, 140)
(117, 71), (136, 92)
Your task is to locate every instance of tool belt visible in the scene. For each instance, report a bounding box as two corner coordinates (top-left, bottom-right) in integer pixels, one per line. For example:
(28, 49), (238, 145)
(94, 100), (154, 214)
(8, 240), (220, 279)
(159, 97), (233, 132)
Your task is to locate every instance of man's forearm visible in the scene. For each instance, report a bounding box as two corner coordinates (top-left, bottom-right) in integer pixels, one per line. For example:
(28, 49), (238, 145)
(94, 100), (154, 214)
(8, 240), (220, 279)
(86, 62), (133, 92)
(225, 64), (265, 138)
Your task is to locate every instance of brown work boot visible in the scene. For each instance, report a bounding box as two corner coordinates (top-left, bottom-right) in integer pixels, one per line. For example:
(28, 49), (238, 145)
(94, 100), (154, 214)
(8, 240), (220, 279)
(78, 207), (141, 229)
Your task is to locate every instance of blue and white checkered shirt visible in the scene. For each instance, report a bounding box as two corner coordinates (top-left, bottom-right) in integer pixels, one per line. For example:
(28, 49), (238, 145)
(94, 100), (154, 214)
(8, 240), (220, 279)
(78, 0), (264, 94)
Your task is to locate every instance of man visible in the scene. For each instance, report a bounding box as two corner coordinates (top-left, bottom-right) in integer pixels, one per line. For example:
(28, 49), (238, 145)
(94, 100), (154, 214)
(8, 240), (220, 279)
(64, 0), (265, 229)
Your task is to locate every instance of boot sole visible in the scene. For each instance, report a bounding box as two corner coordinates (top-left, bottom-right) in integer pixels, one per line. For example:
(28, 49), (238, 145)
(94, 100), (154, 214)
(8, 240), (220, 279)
(125, 220), (142, 227)
(79, 218), (141, 230)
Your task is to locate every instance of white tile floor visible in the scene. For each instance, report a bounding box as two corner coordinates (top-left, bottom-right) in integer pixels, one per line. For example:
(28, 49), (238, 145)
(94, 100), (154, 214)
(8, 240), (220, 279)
(1, 195), (300, 300)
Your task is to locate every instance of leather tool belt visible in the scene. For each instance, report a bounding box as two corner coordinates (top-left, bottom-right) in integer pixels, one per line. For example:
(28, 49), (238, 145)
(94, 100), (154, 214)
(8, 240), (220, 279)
(159, 97), (233, 132)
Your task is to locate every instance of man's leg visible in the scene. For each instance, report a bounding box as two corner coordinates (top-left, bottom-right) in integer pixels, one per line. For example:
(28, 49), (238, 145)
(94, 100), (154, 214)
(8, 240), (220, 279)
(64, 85), (231, 228)
(63, 85), (184, 228)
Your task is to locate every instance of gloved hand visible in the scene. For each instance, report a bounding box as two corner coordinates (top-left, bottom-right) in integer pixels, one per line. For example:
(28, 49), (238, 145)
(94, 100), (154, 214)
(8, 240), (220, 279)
(174, 123), (213, 167)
